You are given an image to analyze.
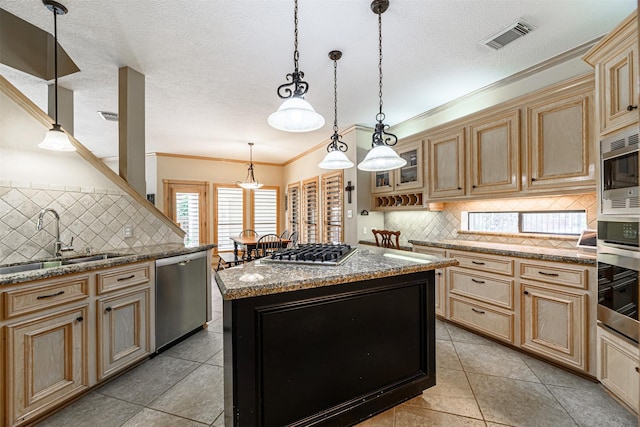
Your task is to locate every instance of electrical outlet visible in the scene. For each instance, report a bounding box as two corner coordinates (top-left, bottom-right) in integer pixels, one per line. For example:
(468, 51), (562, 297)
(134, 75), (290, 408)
(123, 225), (133, 238)
(347, 210), (353, 219)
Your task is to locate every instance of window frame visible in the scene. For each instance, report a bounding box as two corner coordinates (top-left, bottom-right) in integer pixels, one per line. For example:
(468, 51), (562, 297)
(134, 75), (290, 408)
(249, 186), (281, 237)
(213, 184), (248, 253)
(464, 209), (587, 235)
(163, 179), (209, 246)
(301, 177), (320, 244)
(321, 170), (344, 243)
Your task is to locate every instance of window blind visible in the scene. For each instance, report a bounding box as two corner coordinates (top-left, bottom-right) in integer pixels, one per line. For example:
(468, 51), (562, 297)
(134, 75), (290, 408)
(287, 183), (301, 235)
(302, 178), (319, 243)
(322, 171), (343, 243)
(216, 187), (244, 251)
(175, 192), (200, 247)
(253, 188), (278, 236)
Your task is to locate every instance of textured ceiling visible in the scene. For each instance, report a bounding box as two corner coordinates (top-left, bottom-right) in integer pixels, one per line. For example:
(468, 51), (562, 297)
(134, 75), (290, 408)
(0, 0), (636, 164)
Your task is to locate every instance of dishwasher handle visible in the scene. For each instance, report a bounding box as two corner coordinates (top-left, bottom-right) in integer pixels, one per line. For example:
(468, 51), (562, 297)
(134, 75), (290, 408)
(155, 250), (207, 267)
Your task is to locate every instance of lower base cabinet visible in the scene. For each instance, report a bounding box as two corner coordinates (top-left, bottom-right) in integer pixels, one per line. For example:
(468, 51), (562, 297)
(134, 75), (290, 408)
(449, 296), (514, 343)
(5, 305), (89, 426)
(597, 325), (639, 413)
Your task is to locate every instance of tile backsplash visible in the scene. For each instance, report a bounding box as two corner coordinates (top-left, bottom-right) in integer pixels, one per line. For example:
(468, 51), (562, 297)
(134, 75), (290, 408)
(0, 182), (184, 264)
(385, 193), (597, 250)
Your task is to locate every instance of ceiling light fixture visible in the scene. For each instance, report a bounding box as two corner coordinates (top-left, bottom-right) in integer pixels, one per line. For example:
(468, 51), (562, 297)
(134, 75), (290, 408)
(237, 143), (263, 190)
(267, 0), (325, 133)
(38, 0), (75, 152)
(357, 0), (406, 172)
(318, 50), (354, 170)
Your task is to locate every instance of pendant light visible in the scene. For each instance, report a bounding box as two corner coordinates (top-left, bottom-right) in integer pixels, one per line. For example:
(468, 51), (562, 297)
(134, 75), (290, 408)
(39, 0), (75, 152)
(357, 0), (405, 172)
(319, 51), (354, 170)
(267, 0), (325, 133)
(237, 143), (263, 189)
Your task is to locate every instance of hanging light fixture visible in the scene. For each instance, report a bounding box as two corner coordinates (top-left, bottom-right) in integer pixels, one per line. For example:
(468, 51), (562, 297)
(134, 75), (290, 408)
(236, 143), (263, 189)
(319, 50), (354, 170)
(39, 0), (75, 152)
(357, 0), (405, 172)
(267, 0), (325, 133)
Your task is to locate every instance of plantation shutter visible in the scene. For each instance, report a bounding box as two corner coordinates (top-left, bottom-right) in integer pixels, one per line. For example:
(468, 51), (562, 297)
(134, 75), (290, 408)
(287, 183), (301, 236)
(216, 187), (244, 252)
(253, 188), (278, 235)
(322, 171), (343, 243)
(175, 192), (200, 247)
(302, 177), (320, 243)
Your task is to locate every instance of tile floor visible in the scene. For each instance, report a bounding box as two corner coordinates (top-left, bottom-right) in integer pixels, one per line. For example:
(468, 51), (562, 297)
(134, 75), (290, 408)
(36, 284), (637, 427)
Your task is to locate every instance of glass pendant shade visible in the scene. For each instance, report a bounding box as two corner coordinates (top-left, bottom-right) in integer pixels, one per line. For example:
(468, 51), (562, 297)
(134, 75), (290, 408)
(319, 149), (354, 170)
(268, 96), (325, 132)
(357, 144), (407, 172)
(236, 143), (263, 189)
(39, 124), (75, 151)
(237, 180), (263, 190)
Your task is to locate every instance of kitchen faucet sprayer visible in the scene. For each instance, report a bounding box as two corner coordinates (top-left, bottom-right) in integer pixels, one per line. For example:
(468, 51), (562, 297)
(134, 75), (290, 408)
(36, 208), (74, 256)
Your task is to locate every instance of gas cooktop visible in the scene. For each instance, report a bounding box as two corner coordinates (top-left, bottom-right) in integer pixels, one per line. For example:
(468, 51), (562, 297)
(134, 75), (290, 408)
(262, 243), (358, 266)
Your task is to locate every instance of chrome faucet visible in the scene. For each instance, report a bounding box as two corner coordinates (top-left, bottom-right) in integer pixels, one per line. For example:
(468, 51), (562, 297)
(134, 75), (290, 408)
(36, 208), (74, 257)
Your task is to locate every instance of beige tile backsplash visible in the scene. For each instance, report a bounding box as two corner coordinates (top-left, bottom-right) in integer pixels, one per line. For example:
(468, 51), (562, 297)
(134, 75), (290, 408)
(0, 182), (183, 264)
(385, 193), (596, 250)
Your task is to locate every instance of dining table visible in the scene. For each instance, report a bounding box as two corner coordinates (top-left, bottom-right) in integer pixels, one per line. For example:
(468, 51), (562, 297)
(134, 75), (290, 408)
(230, 236), (291, 262)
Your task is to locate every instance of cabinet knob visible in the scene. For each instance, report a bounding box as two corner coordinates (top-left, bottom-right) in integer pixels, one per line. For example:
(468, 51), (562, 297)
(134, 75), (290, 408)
(436, 272), (442, 276)
(627, 105), (638, 111)
(105, 307), (112, 312)
(457, 187), (462, 190)
(76, 316), (84, 322)
(472, 185), (477, 188)
(524, 290), (529, 295)
(635, 367), (639, 373)
(531, 178), (537, 182)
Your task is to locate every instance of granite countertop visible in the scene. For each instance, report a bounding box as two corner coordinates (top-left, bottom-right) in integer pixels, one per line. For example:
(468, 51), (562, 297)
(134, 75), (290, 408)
(409, 239), (596, 266)
(0, 243), (216, 286)
(215, 245), (458, 300)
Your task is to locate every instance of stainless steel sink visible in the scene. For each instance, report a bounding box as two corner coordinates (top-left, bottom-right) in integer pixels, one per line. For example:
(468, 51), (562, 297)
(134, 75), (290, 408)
(0, 254), (123, 275)
(61, 253), (122, 264)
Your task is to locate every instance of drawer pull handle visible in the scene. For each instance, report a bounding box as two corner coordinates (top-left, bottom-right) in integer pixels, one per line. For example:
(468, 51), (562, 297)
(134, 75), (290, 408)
(76, 316), (84, 322)
(538, 271), (559, 277)
(105, 307), (112, 312)
(471, 261), (486, 265)
(178, 259), (191, 266)
(36, 290), (65, 299)
(471, 278), (485, 284)
(117, 274), (136, 281)
(471, 308), (485, 314)
(627, 105), (638, 111)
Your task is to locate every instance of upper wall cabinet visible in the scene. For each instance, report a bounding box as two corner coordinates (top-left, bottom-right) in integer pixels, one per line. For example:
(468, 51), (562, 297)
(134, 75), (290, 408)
(583, 11), (638, 136)
(468, 109), (521, 196)
(426, 127), (465, 199)
(525, 78), (596, 191)
(371, 139), (423, 194)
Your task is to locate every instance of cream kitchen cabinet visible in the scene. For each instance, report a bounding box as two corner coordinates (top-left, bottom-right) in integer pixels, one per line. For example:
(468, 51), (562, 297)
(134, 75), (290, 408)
(412, 246), (447, 317)
(468, 109), (521, 196)
(583, 11), (638, 136)
(597, 324), (639, 413)
(426, 127), (465, 199)
(525, 78), (596, 191)
(371, 139), (423, 194)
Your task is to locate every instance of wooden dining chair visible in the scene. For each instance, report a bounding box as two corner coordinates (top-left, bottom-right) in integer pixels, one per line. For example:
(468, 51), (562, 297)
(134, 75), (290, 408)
(238, 229), (258, 260)
(280, 229), (290, 239)
(288, 231), (299, 248)
(372, 229), (401, 249)
(253, 234), (282, 259)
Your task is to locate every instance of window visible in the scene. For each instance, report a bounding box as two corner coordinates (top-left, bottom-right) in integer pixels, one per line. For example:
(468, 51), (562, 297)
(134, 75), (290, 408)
(302, 177), (320, 243)
(287, 182), (301, 237)
(163, 180), (209, 247)
(322, 171), (343, 243)
(251, 187), (279, 236)
(463, 210), (587, 235)
(214, 185), (245, 252)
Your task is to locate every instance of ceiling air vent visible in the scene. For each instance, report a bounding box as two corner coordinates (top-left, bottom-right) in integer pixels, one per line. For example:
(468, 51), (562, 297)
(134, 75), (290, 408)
(482, 19), (534, 50)
(97, 111), (118, 122)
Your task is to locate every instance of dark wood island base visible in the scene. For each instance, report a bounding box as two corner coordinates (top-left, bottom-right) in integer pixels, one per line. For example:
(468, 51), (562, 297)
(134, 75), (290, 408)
(223, 270), (436, 426)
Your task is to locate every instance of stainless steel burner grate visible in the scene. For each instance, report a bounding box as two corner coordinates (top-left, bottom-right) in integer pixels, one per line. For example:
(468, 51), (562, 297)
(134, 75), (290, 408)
(262, 243), (357, 266)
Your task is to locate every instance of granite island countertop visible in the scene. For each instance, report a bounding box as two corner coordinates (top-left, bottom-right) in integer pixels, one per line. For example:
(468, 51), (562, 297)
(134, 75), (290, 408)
(409, 239), (596, 266)
(215, 245), (458, 300)
(0, 243), (216, 286)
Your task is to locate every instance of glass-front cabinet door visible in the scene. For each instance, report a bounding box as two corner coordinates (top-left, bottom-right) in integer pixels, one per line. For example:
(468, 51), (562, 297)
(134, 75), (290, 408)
(394, 140), (423, 191)
(372, 170), (394, 193)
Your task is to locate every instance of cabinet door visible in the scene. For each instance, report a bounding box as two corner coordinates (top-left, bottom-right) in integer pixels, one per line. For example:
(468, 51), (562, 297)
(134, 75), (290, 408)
(527, 87), (595, 190)
(426, 128), (465, 198)
(394, 140), (423, 191)
(469, 110), (520, 195)
(597, 325), (639, 412)
(6, 305), (89, 426)
(434, 269), (445, 317)
(599, 39), (638, 135)
(371, 170), (394, 194)
(97, 288), (150, 380)
(521, 283), (587, 370)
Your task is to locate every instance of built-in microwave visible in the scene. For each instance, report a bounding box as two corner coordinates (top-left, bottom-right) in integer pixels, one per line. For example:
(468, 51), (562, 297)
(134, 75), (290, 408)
(601, 128), (639, 215)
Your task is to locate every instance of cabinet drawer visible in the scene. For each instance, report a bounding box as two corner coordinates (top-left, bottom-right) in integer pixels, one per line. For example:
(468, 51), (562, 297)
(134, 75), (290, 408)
(520, 262), (587, 289)
(413, 246), (447, 258)
(449, 269), (514, 309)
(449, 297), (514, 343)
(4, 276), (90, 319)
(450, 251), (514, 276)
(97, 263), (151, 294)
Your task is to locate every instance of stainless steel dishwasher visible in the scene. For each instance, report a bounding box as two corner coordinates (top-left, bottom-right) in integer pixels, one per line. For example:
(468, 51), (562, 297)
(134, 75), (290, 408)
(155, 250), (210, 352)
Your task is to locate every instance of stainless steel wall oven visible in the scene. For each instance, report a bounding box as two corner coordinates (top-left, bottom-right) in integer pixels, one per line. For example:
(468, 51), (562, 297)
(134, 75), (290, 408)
(597, 218), (640, 342)
(600, 128), (639, 215)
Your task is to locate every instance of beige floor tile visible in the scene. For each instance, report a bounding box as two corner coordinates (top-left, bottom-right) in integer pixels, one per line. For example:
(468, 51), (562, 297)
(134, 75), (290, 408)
(454, 341), (539, 382)
(468, 372), (577, 427)
(547, 384), (637, 427)
(424, 367), (475, 399)
(35, 392), (142, 427)
(204, 348), (224, 367)
(148, 364), (224, 425)
(435, 318), (451, 341)
(437, 340), (463, 370)
(210, 412), (225, 427)
(164, 329), (223, 363)
(354, 408), (395, 427)
(394, 405), (487, 426)
(120, 408), (208, 427)
(207, 317), (223, 334)
(97, 354), (200, 405)
(446, 323), (499, 347)
(520, 355), (599, 390)
(402, 393), (483, 420)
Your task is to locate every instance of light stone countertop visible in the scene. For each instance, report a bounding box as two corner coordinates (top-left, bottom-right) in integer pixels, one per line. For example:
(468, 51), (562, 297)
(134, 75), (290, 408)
(0, 243), (216, 286)
(215, 245), (458, 300)
(409, 239), (596, 266)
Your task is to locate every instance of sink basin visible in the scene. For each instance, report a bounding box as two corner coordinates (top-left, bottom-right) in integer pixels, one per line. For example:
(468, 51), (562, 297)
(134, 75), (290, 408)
(61, 253), (123, 264)
(0, 260), (61, 275)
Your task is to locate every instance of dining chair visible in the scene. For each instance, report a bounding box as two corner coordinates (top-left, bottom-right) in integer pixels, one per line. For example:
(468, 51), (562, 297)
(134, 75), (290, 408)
(372, 229), (401, 249)
(288, 231), (299, 248)
(239, 229), (258, 238)
(280, 229), (290, 239)
(253, 234), (282, 259)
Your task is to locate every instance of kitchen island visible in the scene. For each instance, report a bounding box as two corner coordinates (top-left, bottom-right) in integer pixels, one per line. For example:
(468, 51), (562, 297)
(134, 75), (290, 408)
(215, 246), (457, 427)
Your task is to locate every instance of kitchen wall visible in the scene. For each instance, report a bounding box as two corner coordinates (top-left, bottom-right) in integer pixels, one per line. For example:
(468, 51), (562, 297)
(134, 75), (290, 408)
(0, 77), (184, 264)
(385, 193), (597, 249)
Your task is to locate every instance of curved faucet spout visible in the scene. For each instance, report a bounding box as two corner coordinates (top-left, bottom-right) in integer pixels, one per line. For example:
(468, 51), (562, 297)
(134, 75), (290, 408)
(36, 208), (72, 256)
